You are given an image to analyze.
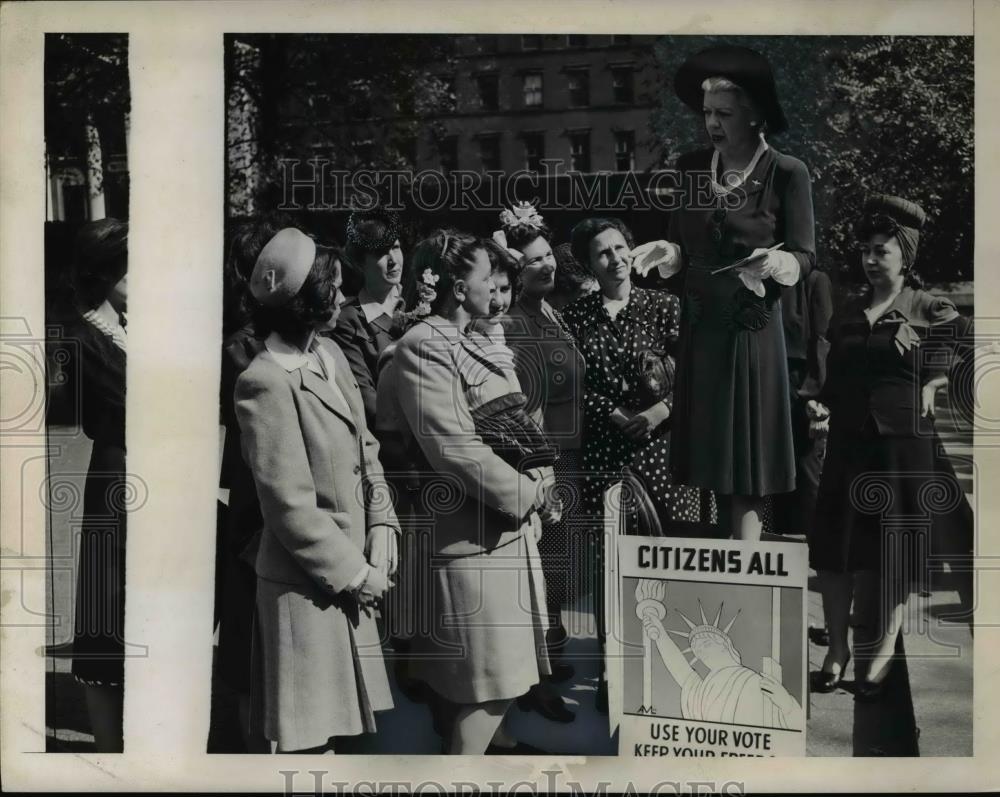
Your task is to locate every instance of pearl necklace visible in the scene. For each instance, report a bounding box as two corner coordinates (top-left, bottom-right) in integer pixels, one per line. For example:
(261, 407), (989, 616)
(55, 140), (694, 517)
(710, 137), (769, 197)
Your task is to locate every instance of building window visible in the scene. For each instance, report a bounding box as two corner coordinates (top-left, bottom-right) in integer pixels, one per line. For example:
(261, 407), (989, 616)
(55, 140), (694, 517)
(439, 135), (458, 174)
(522, 34), (542, 51)
(614, 130), (635, 171)
(612, 66), (635, 105)
(569, 131), (591, 172)
(567, 34), (587, 48)
(523, 132), (545, 173)
(478, 135), (501, 171)
(476, 74), (500, 111)
(567, 69), (590, 108)
(523, 73), (543, 107)
(612, 34), (632, 45)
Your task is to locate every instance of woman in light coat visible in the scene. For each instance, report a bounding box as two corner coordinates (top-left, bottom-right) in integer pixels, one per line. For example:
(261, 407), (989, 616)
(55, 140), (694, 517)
(393, 229), (559, 754)
(235, 227), (399, 753)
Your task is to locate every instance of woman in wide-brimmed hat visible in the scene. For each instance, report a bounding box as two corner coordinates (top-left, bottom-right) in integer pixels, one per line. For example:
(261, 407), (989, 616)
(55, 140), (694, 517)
(640, 44), (816, 540)
(807, 195), (973, 700)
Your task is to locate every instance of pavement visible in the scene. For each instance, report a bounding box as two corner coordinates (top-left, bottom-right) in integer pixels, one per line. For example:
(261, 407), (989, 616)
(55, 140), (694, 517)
(44, 400), (975, 756)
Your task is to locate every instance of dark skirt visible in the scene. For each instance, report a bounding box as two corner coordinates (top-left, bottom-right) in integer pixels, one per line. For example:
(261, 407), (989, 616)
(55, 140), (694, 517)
(809, 418), (972, 595)
(71, 443), (126, 687)
(671, 265), (797, 497)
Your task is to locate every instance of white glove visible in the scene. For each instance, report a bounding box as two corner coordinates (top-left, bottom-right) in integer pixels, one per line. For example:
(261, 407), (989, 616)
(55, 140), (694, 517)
(631, 240), (682, 279)
(736, 248), (801, 297)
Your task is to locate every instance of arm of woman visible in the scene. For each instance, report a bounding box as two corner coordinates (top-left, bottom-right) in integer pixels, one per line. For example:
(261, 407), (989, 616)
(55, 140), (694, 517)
(235, 365), (369, 594)
(394, 329), (541, 523)
(329, 312), (378, 426)
(919, 295), (972, 418)
(777, 156), (817, 280)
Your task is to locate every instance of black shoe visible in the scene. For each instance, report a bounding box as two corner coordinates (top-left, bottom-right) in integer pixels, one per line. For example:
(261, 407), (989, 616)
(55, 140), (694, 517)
(808, 626), (830, 647)
(809, 653), (851, 694)
(595, 680), (608, 715)
(548, 661), (575, 684)
(517, 687), (576, 723)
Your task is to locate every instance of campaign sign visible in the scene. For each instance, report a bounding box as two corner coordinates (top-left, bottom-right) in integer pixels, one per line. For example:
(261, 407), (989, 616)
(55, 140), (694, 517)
(607, 530), (808, 758)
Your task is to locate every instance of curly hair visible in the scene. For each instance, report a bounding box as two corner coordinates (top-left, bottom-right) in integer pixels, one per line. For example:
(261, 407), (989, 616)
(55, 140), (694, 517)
(405, 229), (486, 316)
(570, 217), (635, 270)
(483, 238), (522, 296)
(502, 218), (552, 253)
(250, 244), (342, 339)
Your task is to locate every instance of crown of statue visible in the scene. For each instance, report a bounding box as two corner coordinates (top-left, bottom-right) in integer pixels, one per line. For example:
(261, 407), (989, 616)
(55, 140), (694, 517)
(667, 602), (741, 656)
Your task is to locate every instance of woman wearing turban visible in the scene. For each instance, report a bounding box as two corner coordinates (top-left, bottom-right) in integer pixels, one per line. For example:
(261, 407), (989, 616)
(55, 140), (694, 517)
(807, 195), (973, 700)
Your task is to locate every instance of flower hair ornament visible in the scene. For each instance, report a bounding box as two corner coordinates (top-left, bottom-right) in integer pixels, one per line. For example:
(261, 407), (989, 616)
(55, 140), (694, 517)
(499, 201), (545, 233)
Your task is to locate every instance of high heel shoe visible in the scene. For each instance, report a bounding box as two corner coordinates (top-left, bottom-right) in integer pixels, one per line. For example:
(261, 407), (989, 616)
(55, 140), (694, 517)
(517, 686), (576, 723)
(809, 652), (851, 693)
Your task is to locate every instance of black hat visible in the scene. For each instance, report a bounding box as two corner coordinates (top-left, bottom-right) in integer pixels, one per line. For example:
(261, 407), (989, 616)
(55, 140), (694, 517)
(674, 44), (788, 135)
(346, 204), (400, 252)
(863, 194), (926, 230)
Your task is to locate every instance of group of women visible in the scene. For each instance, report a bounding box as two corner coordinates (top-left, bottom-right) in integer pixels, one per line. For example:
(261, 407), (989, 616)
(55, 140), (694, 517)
(212, 42), (973, 756)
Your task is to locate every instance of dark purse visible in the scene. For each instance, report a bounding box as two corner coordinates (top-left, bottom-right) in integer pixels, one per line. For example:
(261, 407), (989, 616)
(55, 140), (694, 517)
(634, 348), (675, 411)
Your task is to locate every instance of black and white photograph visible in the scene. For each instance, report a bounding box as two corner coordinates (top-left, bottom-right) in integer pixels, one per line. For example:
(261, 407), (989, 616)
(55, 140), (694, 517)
(210, 31), (975, 757)
(42, 32), (132, 753)
(1, 1), (996, 792)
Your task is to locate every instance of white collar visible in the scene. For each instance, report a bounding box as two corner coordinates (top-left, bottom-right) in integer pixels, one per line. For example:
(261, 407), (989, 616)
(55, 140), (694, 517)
(359, 285), (401, 324)
(264, 332), (330, 378)
(710, 136), (770, 196)
(82, 302), (126, 352)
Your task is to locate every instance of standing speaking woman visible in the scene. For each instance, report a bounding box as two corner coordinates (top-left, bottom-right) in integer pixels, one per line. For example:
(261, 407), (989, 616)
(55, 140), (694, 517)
(393, 230), (558, 754)
(808, 196), (973, 698)
(235, 228), (399, 753)
(653, 45), (816, 540)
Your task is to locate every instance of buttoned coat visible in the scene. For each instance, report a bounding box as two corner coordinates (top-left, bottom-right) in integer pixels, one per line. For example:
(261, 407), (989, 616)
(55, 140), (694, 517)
(235, 335), (398, 748)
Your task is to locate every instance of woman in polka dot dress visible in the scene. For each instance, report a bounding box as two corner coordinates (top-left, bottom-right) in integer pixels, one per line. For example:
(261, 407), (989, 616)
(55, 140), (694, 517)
(562, 217), (712, 711)
(563, 217), (710, 531)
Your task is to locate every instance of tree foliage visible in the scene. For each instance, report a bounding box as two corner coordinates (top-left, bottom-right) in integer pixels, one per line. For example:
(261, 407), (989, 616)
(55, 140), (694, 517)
(226, 34), (456, 215)
(651, 35), (974, 285)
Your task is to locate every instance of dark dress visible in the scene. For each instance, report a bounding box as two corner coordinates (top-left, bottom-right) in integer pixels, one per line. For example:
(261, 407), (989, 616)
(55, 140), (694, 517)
(666, 146), (816, 497)
(505, 300), (588, 607)
(66, 314), (127, 687)
(809, 287), (973, 597)
(327, 295), (402, 429)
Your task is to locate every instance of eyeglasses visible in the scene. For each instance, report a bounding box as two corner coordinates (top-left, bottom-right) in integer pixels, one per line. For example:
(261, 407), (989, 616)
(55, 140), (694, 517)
(710, 207), (727, 244)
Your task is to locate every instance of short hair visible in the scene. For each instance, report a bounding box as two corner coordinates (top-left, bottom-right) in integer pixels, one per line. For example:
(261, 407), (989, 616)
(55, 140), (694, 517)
(406, 229), (486, 316)
(72, 218), (128, 310)
(701, 75), (762, 121)
(251, 244), (341, 339)
(570, 217), (635, 269)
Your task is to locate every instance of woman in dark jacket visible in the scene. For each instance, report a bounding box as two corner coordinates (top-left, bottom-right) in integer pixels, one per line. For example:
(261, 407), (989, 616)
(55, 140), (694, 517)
(328, 207), (405, 429)
(63, 219), (129, 752)
(808, 195), (973, 699)
(651, 45), (816, 541)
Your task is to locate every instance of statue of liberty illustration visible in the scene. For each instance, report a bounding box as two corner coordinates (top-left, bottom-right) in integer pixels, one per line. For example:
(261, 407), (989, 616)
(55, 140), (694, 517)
(635, 579), (802, 730)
